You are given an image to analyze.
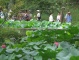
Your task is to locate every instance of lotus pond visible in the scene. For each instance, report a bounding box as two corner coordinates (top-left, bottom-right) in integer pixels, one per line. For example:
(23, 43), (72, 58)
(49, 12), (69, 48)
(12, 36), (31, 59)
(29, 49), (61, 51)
(0, 19), (79, 60)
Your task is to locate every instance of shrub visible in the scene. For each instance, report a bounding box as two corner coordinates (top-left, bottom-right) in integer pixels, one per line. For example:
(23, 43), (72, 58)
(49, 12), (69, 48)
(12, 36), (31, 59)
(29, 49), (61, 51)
(0, 18), (4, 24)
(0, 27), (23, 43)
(26, 26), (79, 43)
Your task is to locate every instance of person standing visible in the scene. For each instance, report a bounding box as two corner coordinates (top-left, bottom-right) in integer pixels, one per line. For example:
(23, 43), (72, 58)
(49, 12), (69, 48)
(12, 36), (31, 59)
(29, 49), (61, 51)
(65, 12), (72, 23)
(37, 10), (41, 20)
(49, 13), (54, 22)
(0, 10), (4, 19)
(57, 12), (61, 22)
(25, 10), (31, 21)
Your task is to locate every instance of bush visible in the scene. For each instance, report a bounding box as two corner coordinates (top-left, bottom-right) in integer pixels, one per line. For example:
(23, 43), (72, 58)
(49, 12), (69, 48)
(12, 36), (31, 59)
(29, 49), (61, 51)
(0, 18), (4, 24)
(26, 26), (79, 43)
(0, 27), (23, 43)
(0, 18), (5, 27)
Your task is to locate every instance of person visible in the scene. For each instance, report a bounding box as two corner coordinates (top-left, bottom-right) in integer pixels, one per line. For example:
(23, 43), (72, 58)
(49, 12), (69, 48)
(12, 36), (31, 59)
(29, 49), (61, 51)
(49, 13), (54, 22)
(25, 10), (31, 21)
(65, 12), (72, 23)
(0, 10), (4, 19)
(36, 10), (41, 20)
(57, 12), (61, 22)
(8, 9), (12, 20)
(20, 10), (26, 20)
(21, 10), (30, 21)
(28, 10), (32, 20)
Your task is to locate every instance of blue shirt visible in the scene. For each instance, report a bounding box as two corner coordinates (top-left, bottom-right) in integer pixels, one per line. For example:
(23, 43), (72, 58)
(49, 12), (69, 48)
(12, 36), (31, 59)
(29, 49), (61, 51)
(65, 14), (72, 23)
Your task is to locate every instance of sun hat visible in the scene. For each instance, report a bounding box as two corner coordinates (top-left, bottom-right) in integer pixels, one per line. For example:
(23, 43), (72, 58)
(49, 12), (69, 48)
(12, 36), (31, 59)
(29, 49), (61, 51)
(68, 12), (70, 13)
(37, 10), (40, 12)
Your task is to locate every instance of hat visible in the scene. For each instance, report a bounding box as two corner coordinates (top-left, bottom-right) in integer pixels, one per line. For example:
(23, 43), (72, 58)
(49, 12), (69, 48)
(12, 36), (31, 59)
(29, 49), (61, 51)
(37, 10), (40, 12)
(68, 12), (70, 13)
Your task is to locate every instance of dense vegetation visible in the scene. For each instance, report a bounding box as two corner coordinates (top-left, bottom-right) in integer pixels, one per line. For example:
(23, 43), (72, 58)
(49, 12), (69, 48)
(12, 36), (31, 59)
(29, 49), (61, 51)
(0, 0), (79, 60)
(0, 0), (79, 14)
(0, 19), (79, 60)
(0, 0), (79, 10)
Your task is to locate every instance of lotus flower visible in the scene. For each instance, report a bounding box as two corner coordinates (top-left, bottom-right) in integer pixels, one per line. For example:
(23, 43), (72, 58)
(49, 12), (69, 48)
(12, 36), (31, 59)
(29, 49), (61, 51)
(54, 42), (59, 47)
(1, 44), (6, 48)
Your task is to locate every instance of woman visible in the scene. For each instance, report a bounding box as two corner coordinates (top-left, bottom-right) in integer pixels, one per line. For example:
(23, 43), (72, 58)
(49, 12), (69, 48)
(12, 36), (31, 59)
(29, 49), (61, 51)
(49, 13), (54, 22)
(37, 10), (41, 20)
(57, 12), (61, 22)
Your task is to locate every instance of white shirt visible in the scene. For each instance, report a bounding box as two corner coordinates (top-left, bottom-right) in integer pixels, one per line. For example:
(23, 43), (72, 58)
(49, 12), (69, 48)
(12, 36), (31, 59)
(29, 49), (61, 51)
(0, 11), (4, 18)
(49, 15), (53, 22)
(57, 15), (61, 22)
(37, 13), (40, 17)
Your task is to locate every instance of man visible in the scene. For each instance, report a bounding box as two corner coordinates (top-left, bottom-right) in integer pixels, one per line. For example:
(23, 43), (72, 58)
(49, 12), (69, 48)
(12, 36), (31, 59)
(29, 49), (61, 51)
(65, 12), (72, 23)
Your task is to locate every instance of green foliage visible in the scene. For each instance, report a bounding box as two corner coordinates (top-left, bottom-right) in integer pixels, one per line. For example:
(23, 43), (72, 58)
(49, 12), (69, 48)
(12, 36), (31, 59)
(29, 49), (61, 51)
(0, 18), (4, 24)
(3, 20), (71, 29)
(2, 20), (79, 44)
(0, 38), (79, 60)
(0, 40), (57, 60)
(75, 41), (79, 47)
(26, 26), (79, 43)
(70, 56), (79, 60)
(0, 0), (63, 14)
(57, 46), (79, 60)
(0, 18), (4, 27)
(0, 27), (22, 43)
(0, 0), (10, 8)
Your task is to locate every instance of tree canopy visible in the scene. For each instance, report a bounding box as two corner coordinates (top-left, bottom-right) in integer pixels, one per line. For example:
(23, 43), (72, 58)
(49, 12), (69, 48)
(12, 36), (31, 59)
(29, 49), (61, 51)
(0, 0), (78, 14)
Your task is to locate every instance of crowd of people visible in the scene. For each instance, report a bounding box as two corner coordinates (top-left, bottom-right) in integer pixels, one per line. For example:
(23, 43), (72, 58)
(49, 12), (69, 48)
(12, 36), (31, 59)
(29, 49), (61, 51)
(0, 9), (72, 23)
(49, 11), (72, 23)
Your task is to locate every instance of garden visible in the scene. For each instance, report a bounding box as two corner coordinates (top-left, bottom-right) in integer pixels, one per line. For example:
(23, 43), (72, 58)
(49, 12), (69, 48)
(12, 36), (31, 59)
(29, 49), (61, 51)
(0, 19), (79, 60)
(0, 0), (79, 60)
